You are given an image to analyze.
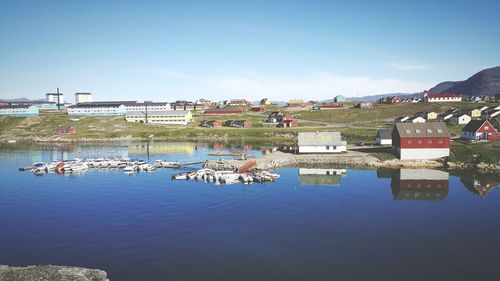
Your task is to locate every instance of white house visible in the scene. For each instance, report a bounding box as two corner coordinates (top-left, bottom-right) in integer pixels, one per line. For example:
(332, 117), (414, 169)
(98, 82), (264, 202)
(0, 104), (39, 117)
(376, 128), (392, 145)
(67, 103), (127, 116)
(449, 114), (471, 125)
(424, 92), (462, 102)
(408, 116), (426, 123)
(125, 110), (192, 125)
(297, 132), (347, 153)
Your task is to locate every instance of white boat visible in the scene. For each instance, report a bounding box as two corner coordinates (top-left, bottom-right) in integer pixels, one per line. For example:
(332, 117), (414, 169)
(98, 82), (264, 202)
(239, 174), (254, 184)
(153, 160), (178, 168)
(124, 165), (138, 173)
(32, 162), (47, 174)
(143, 164), (156, 172)
(172, 172), (190, 180)
(218, 173), (242, 184)
(68, 162), (89, 172)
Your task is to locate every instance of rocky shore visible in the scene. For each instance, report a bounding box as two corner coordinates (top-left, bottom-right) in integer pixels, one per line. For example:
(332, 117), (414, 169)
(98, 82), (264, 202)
(0, 265), (108, 281)
(208, 151), (500, 172)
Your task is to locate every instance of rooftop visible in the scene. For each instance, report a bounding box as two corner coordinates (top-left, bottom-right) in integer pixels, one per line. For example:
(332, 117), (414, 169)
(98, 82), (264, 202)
(394, 122), (449, 138)
(298, 131), (345, 146)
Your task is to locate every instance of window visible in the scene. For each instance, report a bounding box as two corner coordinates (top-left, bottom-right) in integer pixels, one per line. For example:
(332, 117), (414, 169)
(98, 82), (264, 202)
(408, 140), (412, 144)
(438, 139), (443, 144)
(485, 126), (489, 130)
(326, 146), (330, 150)
(427, 129), (432, 134)
(416, 129), (421, 134)
(428, 139), (433, 144)
(418, 140), (422, 144)
(405, 129), (411, 134)
(437, 129), (443, 133)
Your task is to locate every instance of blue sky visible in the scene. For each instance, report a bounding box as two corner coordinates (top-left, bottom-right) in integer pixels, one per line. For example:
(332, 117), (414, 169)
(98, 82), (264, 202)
(1, 0), (499, 102)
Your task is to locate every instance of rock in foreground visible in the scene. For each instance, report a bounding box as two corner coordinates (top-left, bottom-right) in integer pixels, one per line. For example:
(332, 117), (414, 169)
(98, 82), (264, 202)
(0, 265), (108, 281)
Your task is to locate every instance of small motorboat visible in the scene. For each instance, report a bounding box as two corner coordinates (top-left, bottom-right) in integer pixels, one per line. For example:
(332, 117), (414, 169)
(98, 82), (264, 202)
(172, 172), (190, 180)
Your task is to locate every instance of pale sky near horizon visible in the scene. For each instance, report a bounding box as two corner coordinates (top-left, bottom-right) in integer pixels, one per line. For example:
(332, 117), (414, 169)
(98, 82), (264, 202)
(1, 0), (499, 103)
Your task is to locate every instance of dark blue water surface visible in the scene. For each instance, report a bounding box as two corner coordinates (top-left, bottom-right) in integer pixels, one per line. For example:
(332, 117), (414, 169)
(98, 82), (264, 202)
(1, 142), (499, 281)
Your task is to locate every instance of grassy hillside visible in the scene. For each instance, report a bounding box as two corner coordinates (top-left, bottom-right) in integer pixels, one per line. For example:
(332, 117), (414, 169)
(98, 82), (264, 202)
(0, 102), (496, 144)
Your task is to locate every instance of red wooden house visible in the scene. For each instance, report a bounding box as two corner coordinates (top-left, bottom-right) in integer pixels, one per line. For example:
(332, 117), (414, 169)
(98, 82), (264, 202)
(201, 120), (222, 128)
(392, 122), (450, 160)
(56, 125), (76, 135)
(277, 120), (298, 128)
(461, 120), (500, 141)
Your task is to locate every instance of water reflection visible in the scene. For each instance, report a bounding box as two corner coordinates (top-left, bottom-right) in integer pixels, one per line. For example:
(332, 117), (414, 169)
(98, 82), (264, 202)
(457, 172), (500, 197)
(388, 169), (449, 201)
(298, 168), (347, 186)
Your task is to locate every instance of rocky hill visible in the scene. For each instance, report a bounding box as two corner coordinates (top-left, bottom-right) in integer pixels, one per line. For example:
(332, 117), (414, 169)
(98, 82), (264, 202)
(429, 66), (500, 96)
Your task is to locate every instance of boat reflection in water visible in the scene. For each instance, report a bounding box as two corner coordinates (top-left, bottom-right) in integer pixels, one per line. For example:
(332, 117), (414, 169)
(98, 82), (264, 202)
(458, 172), (500, 197)
(389, 169), (449, 201)
(298, 168), (347, 186)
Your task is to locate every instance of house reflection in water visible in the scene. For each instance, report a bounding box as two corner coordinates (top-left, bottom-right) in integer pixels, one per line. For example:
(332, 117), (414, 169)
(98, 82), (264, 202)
(390, 169), (449, 201)
(128, 142), (195, 156)
(459, 173), (500, 197)
(298, 168), (347, 186)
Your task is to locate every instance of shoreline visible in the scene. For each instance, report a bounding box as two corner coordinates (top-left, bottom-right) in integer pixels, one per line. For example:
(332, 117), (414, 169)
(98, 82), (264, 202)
(2, 138), (499, 172)
(208, 151), (500, 173)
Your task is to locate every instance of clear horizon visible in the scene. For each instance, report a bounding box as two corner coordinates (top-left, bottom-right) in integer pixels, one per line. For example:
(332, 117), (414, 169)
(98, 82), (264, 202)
(1, 0), (499, 103)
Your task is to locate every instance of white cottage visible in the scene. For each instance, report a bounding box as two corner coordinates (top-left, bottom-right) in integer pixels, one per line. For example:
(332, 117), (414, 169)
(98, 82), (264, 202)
(297, 132), (347, 153)
(449, 114), (471, 125)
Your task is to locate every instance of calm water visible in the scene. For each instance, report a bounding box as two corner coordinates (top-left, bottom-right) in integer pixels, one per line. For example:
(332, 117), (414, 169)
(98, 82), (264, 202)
(1, 142), (499, 281)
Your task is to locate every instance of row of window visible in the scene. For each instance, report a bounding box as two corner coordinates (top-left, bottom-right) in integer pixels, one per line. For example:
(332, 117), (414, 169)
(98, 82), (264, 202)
(407, 139), (444, 144)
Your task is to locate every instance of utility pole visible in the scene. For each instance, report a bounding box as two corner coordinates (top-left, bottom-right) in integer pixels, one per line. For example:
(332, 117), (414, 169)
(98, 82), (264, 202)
(57, 87), (61, 110)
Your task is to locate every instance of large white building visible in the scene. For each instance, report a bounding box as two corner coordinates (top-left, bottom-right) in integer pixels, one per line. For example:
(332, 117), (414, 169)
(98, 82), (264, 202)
(75, 93), (93, 104)
(124, 101), (171, 112)
(46, 92), (65, 106)
(424, 92), (462, 102)
(125, 110), (192, 125)
(0, 104), (39, 117)
(67, 103), (127, 116)
(297, 132), (347, 153)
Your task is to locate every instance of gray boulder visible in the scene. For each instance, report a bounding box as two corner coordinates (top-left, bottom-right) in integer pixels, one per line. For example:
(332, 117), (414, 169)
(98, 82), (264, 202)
(0, 265), (108, 281)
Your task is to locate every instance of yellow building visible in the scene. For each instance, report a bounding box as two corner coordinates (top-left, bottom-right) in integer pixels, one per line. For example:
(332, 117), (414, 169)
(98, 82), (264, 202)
(126, 110), (192, 125)
(470, 109), (482, 118)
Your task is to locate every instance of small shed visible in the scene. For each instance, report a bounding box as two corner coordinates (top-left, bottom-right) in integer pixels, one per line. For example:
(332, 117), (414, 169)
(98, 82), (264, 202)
(376, 128), (392, 145)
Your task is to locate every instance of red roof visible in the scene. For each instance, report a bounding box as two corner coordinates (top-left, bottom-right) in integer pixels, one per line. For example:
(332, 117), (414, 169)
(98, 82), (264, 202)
(204, 109), (244, 115)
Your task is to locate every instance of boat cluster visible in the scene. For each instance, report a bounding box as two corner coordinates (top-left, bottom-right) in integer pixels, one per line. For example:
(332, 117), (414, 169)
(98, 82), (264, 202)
(29, 158), (182, 175)
(172, 169), (280, 185)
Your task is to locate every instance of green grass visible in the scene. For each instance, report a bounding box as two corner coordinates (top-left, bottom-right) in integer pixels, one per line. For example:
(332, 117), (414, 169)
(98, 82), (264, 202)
(0, 116), (24, 134)
(449, 140), (500, 164)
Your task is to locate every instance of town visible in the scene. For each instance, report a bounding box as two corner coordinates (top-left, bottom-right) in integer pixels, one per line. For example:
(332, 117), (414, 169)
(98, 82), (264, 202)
(1, 89), (499, 165)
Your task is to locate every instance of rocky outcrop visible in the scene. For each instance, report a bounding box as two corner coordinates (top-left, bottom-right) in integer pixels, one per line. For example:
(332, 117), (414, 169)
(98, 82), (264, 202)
(0, 265), (108, 281)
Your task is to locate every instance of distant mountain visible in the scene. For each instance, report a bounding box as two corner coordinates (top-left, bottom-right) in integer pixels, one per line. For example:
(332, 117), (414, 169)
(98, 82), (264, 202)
(0, 97), (44, 103)
(346, 93), (417, 102)
(429, 66), (500, 96)
(428, 81), (460, 94)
